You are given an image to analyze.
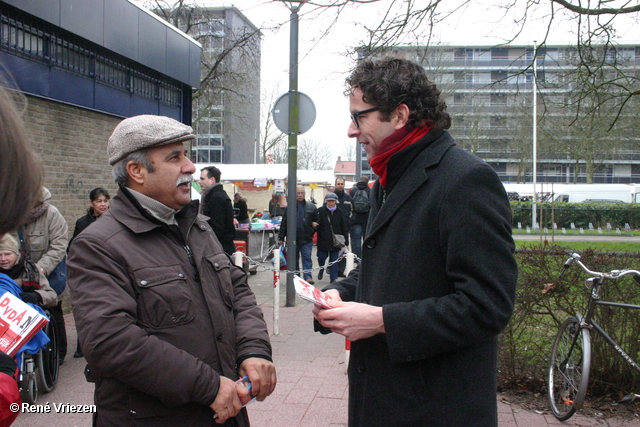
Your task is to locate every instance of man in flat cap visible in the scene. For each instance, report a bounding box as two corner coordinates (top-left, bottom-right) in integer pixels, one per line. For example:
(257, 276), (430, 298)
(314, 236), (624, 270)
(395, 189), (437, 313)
(67, 115), (276, 426)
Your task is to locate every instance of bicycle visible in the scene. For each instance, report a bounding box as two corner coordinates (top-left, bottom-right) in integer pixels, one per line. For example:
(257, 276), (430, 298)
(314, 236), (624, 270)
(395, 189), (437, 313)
(547, 252), (640, 421)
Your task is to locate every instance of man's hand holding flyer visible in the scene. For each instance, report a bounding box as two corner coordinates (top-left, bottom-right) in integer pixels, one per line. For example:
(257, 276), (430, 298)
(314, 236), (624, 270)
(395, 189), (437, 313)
(293, 275), (332, 309)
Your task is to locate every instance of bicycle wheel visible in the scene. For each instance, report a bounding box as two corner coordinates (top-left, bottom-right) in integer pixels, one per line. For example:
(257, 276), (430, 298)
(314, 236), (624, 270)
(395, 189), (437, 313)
(548, 316), (591, 421)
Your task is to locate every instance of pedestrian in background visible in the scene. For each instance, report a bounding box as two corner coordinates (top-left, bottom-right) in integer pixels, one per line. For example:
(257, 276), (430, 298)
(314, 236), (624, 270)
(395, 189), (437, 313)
(349, 176), (371, 261)
(234, 192), (250, 225)
(14, 187), (69, 365)
(333, 178), (352, 277)
(278, 186), (319, 284)
(316, 193), (349, 283)
(199, 166), (236, 256)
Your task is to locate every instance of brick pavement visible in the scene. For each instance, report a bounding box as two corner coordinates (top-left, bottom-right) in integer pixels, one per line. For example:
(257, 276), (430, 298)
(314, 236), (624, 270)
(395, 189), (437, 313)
(11, 263), (637, 427)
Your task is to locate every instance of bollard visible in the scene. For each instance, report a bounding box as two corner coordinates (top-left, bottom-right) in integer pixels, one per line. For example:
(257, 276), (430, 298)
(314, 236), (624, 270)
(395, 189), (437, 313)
(234, 251), (243, 268)
(345, 339), (351, 372)
(345, 251), (355, 275)
(273, 247), (280, 335)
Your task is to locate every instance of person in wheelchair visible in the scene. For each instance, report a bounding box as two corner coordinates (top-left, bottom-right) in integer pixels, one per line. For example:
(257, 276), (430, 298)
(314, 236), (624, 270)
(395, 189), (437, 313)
(0, 234), (57, 308)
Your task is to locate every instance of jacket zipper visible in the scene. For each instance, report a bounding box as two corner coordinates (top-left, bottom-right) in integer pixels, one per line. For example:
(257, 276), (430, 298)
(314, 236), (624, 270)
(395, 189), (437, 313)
(183, 218), (198, 279)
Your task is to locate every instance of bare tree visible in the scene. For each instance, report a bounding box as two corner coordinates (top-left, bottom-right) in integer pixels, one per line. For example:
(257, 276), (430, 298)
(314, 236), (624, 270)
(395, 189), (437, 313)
(260, 87), (287, 163)
(298, 137), (334, 170)
(145, 1), (262, 124)
(341, 141), (357, 161)
(143, 1), (263, 164)
(265, 136), (333, 169)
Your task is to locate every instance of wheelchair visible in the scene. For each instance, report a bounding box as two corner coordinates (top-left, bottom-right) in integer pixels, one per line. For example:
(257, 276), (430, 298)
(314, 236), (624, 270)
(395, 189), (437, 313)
(18, 308), (59, 404)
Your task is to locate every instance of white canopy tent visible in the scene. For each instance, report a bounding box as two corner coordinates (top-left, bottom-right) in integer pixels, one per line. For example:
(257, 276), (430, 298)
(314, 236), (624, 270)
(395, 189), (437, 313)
(191, 163), (337, 211)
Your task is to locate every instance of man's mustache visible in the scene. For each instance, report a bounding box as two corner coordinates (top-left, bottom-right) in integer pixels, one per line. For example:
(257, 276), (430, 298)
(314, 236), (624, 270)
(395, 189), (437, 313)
(176, 175), (194, 186)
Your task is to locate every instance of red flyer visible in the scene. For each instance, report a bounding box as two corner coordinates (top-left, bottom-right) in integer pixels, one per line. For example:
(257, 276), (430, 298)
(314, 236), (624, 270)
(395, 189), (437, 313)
(293, 275), (332, 309)
(0, 292), (49, 356)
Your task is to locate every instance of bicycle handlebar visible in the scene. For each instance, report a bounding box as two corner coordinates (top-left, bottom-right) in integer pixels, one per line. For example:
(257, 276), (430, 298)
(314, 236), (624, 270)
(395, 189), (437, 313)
(562, 253), (640, 281)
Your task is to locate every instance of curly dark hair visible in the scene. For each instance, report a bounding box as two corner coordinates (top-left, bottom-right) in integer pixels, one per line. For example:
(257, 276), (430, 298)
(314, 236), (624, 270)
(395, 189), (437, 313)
(345, 57), (451, 130)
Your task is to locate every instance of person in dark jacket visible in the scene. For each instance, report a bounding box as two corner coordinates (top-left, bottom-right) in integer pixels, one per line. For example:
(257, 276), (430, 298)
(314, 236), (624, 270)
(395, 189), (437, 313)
(69, 188), (110, 246)
(333, 179), (352, 277)
(233, 193), (250, 225)
(316, 193), (349, 283)
(313, 57), (517, 427)
(199, 166), (237, 256)
(68, 187), (110, 358)
(278, 186), (319, 283)
(68, 115), (276, 426)
(348, 177), (371, 261)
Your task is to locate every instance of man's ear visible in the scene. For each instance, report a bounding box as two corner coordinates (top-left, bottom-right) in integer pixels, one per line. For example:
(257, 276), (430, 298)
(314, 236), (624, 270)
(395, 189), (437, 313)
(394, 104), (411, 129)
(126, 160), (146, 186)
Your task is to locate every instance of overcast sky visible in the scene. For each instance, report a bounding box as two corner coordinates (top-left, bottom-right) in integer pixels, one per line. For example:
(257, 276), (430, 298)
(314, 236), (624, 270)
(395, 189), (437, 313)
(195, 0), (640, 162)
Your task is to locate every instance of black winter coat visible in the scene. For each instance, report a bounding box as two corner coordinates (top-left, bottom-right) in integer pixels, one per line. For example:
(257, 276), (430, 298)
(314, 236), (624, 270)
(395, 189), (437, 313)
(69, 208), (98, 249)
(334, 190), (352, 226)
(349, 182), (371, 227)
(201, 184), (236, 255)
(278, 200), (319, 245)
(316, 206), (349, 251)
(325, 130), (517, 426)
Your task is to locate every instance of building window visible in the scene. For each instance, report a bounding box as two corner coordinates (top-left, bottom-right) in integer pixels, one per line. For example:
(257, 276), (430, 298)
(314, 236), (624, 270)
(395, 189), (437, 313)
(491, 48), (508, 60)
(193, 148), (223, 163)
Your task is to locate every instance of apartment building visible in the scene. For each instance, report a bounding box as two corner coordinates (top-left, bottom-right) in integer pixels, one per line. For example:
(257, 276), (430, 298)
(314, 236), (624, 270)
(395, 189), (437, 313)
(360, 44), (640, 184)
(168, 6), (261, 164)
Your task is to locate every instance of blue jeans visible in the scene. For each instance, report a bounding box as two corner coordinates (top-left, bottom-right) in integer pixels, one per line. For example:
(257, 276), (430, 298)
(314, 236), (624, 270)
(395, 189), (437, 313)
(297, 242), (313, 280)
(350, 224), (364, 260)
(317, 249), (339, 281)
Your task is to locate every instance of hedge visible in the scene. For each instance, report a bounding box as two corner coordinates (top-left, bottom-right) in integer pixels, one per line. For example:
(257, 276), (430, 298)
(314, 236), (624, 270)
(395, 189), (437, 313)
(511, 201), (640, 231)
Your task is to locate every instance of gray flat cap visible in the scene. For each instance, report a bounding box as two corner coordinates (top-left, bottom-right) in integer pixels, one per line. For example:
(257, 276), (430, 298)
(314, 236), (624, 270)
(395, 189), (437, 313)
(108, 115), (195, 165)
(325, 192), (339, 201)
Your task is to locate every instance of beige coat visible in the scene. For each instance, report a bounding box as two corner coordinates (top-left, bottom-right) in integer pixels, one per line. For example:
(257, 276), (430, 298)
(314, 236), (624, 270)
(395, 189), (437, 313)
(14, 187), (68, 278)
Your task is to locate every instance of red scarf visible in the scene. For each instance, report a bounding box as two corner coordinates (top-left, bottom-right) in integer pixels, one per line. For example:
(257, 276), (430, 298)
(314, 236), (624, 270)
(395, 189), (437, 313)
(370, 125), (433, 187)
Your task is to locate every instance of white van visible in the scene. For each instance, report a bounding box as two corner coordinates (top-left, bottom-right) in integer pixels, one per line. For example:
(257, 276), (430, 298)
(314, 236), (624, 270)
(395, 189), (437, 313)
(554, 184), (636, 203)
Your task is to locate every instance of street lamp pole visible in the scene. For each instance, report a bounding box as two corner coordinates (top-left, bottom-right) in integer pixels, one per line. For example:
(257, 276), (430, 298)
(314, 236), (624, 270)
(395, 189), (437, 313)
(532, 41), (538, 232)
(283, 1), (304, 306)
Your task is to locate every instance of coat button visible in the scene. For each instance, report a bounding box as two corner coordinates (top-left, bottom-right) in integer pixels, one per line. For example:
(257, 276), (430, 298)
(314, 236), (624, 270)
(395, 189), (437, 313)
(366, 239), (375, 249)
(130, 410), (137, 415)
(178, 273), (184, 278)
(140, 280), (148, 286)
(214, 263), (220, 268)
(216, 333), (223, 342)
(200, 225), (207, 230)
(357, 365), (365, 373)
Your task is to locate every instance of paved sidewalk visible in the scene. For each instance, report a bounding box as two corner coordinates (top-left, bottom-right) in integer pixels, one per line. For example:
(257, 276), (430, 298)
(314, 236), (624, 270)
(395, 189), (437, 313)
(12, 263), (637, 426)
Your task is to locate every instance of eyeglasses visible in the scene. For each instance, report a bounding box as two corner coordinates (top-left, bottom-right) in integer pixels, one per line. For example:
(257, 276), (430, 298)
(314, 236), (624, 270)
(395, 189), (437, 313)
(350, 107), (379, 128)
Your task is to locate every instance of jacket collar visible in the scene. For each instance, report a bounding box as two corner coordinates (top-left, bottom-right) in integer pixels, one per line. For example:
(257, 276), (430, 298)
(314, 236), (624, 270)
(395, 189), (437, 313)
(109, 185), (201, 235)
(367, 130), (455, 238)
